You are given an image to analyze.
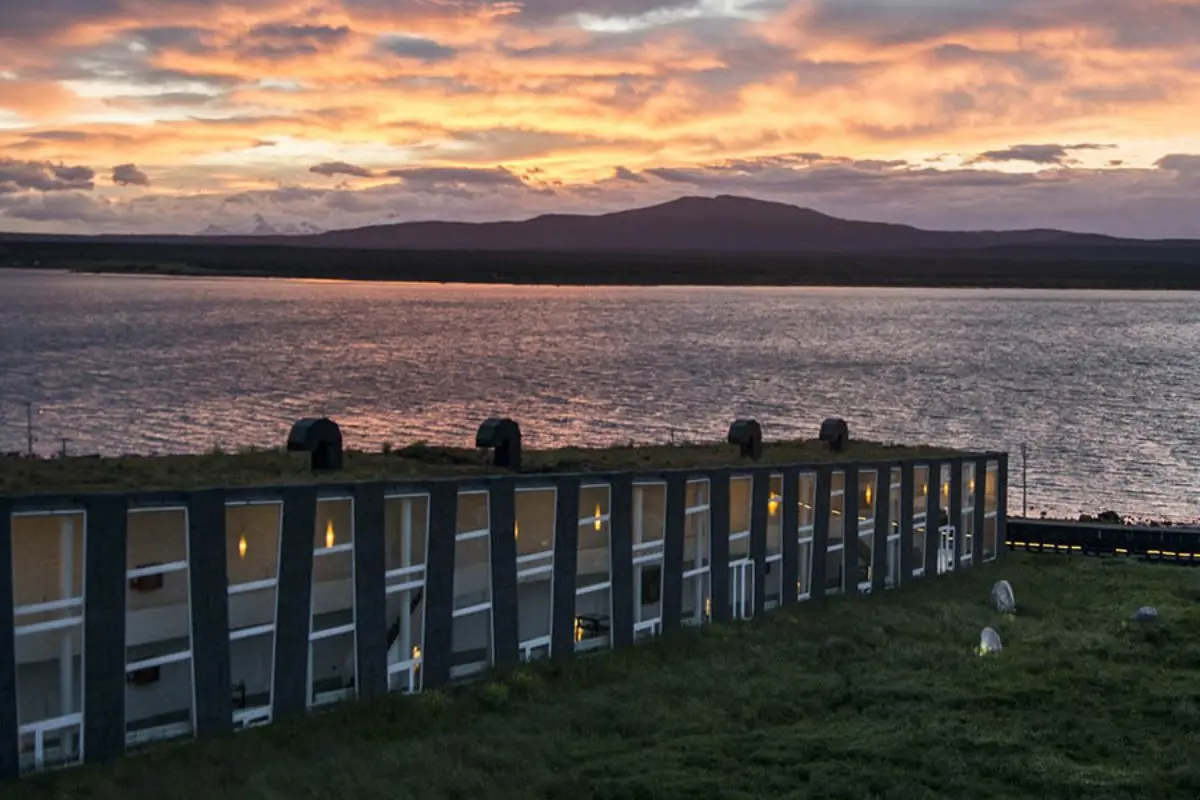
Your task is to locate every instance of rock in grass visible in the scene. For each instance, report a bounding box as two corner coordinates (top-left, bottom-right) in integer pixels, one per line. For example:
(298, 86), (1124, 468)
(977, 627), (1003, 655)
(990, 580), (1017, 614)
(1130, 606), (1158, 622)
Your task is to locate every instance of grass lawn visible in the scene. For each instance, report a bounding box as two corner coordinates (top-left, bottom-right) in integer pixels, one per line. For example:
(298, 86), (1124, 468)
(12, 553), (1199, 800)
(1, 438), (963, 494)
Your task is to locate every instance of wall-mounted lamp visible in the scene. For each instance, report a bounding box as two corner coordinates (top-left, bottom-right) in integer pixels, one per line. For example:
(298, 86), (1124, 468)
(728, 419), (763, 461)
(325, 519), (336, 549)
(287, 417), (344, 472)
(476, 417), (522, 470)
(768, 494), (781, 516)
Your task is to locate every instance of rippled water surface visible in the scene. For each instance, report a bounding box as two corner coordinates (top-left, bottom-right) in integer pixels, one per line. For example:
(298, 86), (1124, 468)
(3, 269), (1200, 519)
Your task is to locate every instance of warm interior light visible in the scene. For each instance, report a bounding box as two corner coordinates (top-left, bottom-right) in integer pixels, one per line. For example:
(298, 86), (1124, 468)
(942, 481), (950, 497)
(411, 644), (422, 661)
(922, 482), (928, 496)
(593, 504), (602, 531)
(574, 617), (584, 642)
(325, 519), (335, 549)
(238, 532), (248, 559)
(514, 520), (520, 540)
(864, 484), (873, 506)
(704, 596), (711, 618)
(768, 494), (780, 516)
(969, 479), (976, 494)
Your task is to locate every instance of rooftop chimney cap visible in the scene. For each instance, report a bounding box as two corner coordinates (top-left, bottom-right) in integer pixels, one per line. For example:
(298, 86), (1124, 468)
(287, 417), (344, 471)
(819, 417), (849, 451)
(476, 417), (522, 471)
(727, 419), (763, 461)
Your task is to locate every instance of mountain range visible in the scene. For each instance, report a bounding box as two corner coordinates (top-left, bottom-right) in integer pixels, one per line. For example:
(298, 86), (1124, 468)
(4, 195), (1199, 256)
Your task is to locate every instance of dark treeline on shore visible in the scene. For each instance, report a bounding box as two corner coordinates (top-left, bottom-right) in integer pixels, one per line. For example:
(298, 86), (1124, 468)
(3, 238), (1200, 289)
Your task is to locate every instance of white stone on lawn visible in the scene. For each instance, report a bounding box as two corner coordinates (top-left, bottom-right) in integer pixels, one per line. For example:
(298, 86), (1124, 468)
(990, 579), (1017, 614)
(978, 627), (1003, 655)
(1130, 606), (1158, 622)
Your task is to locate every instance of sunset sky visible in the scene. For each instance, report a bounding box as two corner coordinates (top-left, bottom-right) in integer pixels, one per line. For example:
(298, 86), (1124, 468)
(2, 0), (1199, 237)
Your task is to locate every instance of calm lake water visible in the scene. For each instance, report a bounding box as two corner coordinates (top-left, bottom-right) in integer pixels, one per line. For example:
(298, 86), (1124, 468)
(2, 268), (1199, 520)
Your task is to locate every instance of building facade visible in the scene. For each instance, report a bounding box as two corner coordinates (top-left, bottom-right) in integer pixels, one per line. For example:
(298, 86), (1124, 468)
(0, 453), (1007, 778)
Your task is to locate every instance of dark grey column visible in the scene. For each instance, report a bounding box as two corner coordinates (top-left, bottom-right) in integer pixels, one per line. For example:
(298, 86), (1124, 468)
(353, 483), (387, 700)
(709, 469), (731, 623)
(973, 457), (988, 568)
(661, 475), (686, 633)
(780, 467), (799, 606)
(872, 469), (890, 594)
(843, 468), (859, 595)
(420, 483), (457, 690)
(997, 454), (1010, 555)
(950, 458), (964, 568)
(923, 460), (942, 577)
(0, 500), (17, 778)
(550, 476), (580, 660)
(609, 476), (634, 650)
(749, 470), (769, 616)
(810, 466), (831, 601)
(898, 463), (915, 586)
(188, 489), (230, 738)
(489, 479), (518, 668)
(273, 486), (316, 717)
(83, 494), (127, 763)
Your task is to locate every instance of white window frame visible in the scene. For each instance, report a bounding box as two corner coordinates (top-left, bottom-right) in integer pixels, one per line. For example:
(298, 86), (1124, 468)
(983, 461), (1000, 563)
(728, 474), (755, 618)
(632, 481), (666, 641)
(959, 462), (977, 566)
(515, 485), (556, 662)
(855, 469), (879, 594)
(885, 469), (902, 589)
(307, 496), (358, 708)
(574, 484), (612, 653)
(384, 493), (430, 694)
(225, 499), (283, 729)
(764, 474), (785, 610)
(937, 464), (957, 575)
(450, 490), (493, 680)
(123, 506), (196, 747)
(682, 478), (711, 625)
(827, 471), (846, 594)
(797, 472), (816, 601)
(912, 466), (930, 578)
(11, 509), (87, 774)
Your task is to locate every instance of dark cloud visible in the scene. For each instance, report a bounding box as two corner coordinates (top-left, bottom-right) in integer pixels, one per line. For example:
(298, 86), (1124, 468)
(0, 158), (95, 192)
(614, 166), (645, 182)
(377, 35), (457, 63)
(310, 162), (375, 178)
(383, 166), (527, 188)
(1156, 154), (1200, 174)
(0, 192), (113, 222)
(238, 23), (352, 59)
(112, 163), (150, 186)
(969, 143), (1114, 165)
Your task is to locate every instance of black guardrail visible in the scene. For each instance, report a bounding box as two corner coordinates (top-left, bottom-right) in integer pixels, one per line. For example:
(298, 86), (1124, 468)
(1007, 519), (1200, 563)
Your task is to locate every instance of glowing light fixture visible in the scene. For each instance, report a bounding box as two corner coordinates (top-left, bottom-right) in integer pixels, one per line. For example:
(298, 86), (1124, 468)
(325, 519), (335, 549)
(238, 531), (248, 559)
(412, 644), (422, 661)
(594, 504), (602, 531)
(768, 494), (780, 516)
(574, 617), (585, 642)
(864, 484), (873, 506)
(704, 596), (711, 618)
(514, 520), (520, 540)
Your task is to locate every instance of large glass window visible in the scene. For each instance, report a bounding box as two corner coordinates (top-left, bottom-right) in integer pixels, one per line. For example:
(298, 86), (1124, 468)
(912, 466), (929, 577)
(11, 511), (85, 774)
(765, 474), (784, 609)
(384, 494), (429, 693)
(451, 491), (492, 678)
(125, 508), (194, 748)
(937, 464), (955, 574)
(682, 479), (710, 626)
(886, 468), (902, 587)
(960, 462), (977, 566)
(984, 461), (1000, 562)
(855, 470), (877, 592)
(575, 485), (611, 652)
(515, 487), (556, 661)
(729, 475), (753, 619)
(308, 498), (356, 708)
(797, 473), (816, 600)
(826, 471), (845, 593)
(226, 501), (281, 729)
(632, 482), (666, 641)
(225, 503), (280, 729)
